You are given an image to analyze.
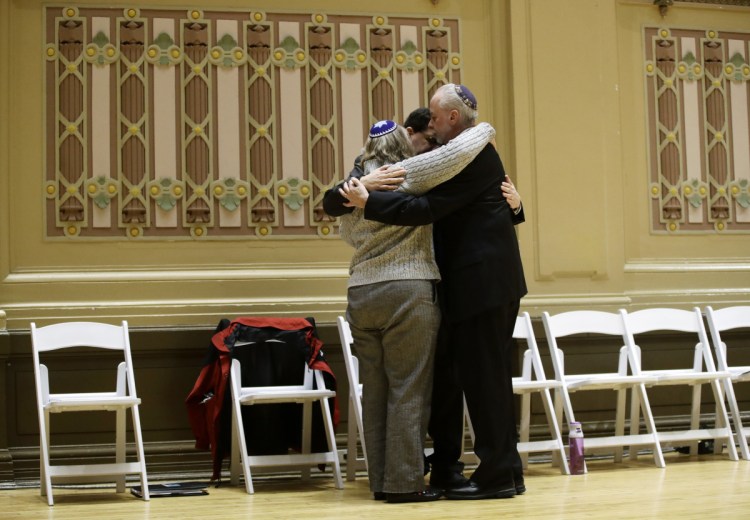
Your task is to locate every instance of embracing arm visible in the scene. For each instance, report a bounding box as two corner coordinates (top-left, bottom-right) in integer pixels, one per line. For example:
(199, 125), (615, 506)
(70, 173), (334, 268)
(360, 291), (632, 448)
(397, 122), (495, 195)
(366, 187), (525, 226)
(322, 156), (363, 217)
(364, 146), (503, 226)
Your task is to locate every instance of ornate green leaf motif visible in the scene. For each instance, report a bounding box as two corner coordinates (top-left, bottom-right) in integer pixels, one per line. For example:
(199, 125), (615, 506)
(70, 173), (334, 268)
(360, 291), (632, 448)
(212, 177), (249, 211)
(731, 179), (750, 208)
(92, 31), (109, 47)
(284, 195), (304, 210)
(147, 33), (180, 66)
(394, 40), (426, 72)
(333, 37), (367, 70)
(85, 176), (118, 209)
(729, 52), (746, 68)
(726, 52), (749, 81)
(402, 41), (417, 54)
(84, 31), (118, 65)
(148, 177), (183, 211)
(217, 34), (237, 51)
(340, 37), (359, 54)
(682, 178), (707, 209)
(272, 36), (306, 70)
(92, 193), (110, 209)
(276, 177), (310, 211)
(279, 36), (299, 53)
(154, 32), (174, 50)
(154, 195), (176, 211)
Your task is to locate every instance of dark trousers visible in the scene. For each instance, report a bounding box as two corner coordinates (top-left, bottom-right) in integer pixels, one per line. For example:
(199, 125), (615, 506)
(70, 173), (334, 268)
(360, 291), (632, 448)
(428, 301), (522, 487)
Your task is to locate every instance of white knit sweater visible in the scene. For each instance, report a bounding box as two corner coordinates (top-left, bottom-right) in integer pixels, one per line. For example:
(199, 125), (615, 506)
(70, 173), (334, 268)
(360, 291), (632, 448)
(340, 123), (496, 288)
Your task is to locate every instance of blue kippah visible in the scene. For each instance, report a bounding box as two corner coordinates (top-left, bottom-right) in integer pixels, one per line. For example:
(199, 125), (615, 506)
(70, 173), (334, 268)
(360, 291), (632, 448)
(369, 120), (397, 138)
(454, 84), (477, 110)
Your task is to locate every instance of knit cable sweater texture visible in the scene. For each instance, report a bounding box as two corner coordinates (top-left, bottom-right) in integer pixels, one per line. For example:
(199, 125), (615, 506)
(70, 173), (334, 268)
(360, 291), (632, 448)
(340, 123), (495, 287)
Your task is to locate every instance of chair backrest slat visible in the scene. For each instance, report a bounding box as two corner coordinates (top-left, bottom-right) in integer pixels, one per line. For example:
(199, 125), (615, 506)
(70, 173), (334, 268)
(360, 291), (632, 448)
(627, 308), (700, 335)
(625, 307), (716, 372)
(543, 310), (626, 337)
(707, 306), (750, 332)
(31, 321), (127, 352)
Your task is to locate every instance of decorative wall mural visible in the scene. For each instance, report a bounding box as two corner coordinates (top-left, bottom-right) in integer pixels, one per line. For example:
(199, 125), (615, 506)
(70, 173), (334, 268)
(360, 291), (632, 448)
(645, 27), (750, 233)
(44, 7), (462, 239)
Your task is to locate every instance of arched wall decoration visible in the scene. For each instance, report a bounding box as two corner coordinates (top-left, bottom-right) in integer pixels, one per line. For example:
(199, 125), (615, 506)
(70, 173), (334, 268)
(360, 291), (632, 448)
(644, 27), (750, 233)
(44, 7), (462, 240)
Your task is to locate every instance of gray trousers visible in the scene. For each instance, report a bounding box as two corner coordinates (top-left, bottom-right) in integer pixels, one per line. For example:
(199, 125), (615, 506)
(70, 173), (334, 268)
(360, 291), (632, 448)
(346, 279), (440, 494)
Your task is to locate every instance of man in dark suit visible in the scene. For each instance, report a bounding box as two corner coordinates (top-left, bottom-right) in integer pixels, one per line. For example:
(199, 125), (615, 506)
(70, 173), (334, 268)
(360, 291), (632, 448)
(339, 84), (527, 500)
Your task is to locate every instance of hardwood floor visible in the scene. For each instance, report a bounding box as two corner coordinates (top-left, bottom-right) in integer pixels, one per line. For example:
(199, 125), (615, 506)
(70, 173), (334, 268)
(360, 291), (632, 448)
(2, 452), (749, 519)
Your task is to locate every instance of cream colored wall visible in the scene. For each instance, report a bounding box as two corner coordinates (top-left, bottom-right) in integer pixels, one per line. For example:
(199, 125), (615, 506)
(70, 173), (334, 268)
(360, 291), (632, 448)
(509, 0), (750, 315)
(509, 0), (624, 308)
(0, 0), (748, 331)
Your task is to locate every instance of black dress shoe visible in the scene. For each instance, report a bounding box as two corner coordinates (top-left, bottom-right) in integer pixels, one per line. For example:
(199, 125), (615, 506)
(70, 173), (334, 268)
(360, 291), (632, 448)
(386, 488), (443, 503)
(444, 480), (516, 500)
(429, 469), (470, 491)
(373, 491), (386, 500)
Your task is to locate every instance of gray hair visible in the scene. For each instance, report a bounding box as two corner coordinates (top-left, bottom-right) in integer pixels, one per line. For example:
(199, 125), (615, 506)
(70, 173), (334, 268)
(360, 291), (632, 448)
(361, 125), (414, 171)
(434, 83), (478, 126)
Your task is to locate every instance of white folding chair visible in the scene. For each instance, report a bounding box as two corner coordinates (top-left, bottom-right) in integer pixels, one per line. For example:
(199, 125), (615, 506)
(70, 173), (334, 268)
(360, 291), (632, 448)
(228, 346), (344, 494)
(513, 312), (570, 474)
(625, 307), (738, 461)
(335, 316), (368, 481)
(705, 305), (750, 460)
(30, 321), (149, 506)
(542, 310), (665, 469)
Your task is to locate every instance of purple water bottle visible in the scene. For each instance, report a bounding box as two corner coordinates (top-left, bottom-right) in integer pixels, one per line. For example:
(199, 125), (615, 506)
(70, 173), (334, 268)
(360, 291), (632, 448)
(569, 422), (586, 475)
